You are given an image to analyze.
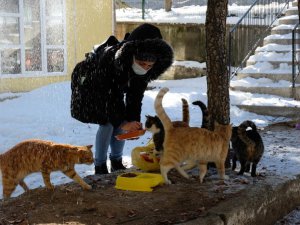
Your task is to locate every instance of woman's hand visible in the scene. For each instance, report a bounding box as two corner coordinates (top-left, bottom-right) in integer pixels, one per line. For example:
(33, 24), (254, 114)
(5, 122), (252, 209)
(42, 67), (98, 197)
(120, 121), (143, 132)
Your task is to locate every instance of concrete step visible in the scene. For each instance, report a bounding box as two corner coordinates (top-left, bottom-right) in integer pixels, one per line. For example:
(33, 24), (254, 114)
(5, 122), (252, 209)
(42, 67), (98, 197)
(230, 85), (300, 99)
(292, 0), (298, 7)
(278, 15), (299, 25)
(264, 33), (300, 45)
(271, 29), (300, 35)
(230, 77), (300, 99)
(264, 38), (300, 45)
(236, 72), (300, 83)
(246, 51), (297, 67)
(285, 7), (299, 16)
(230, 76), (300, 117)
(255, 43), (300, 54)
(271, 24), (300, 35)
(255, 49), (300, 54)
(246, 60), (296, 67)
(234, 105), (300, 118)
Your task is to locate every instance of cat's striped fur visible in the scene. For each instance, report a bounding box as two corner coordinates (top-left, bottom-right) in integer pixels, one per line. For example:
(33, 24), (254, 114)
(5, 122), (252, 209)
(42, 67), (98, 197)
(0, 139), (93, 199)
(145, 98), (190, 153)
(181, 98), (190, 125)
(154, 87), (232, 184)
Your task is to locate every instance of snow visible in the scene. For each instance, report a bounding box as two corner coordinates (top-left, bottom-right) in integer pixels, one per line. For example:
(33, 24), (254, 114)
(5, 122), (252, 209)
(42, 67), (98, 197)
(278, 14), (299, 20)
(265, 33), (294, 40)
(231, 77), (294, 87)
(0, 76), (298, 199)
(238, 61), (294, 74)
(0, 2), (299, 201)
(172, 60), (205, 68)
(256, 43), (294, 51)
(116, 3), (285, 25)
(273, 24), (296, 30)
(248, 52), (292, 61)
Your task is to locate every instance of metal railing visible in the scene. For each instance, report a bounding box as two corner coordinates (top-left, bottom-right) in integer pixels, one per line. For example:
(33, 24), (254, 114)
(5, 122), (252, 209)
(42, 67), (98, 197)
(228, 0), (290, 79)
(116, 0), (279, 19)
(292, 21), (300, 90)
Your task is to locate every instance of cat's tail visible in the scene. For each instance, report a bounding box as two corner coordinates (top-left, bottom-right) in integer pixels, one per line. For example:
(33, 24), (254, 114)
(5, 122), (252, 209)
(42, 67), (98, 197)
(154, 87), (173, 130)
(238, 120), (256, 147)
(192, 100), (209, 129)
(181, 98), (189, 125)
(239, 120), (257, 132)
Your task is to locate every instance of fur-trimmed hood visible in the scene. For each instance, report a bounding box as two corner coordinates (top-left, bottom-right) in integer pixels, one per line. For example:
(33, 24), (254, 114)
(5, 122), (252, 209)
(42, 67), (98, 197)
(114, 38), (174, 81)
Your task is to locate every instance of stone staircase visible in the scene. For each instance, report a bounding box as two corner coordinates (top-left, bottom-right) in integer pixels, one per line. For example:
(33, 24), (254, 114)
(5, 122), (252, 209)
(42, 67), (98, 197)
(230, 0), (300, 119)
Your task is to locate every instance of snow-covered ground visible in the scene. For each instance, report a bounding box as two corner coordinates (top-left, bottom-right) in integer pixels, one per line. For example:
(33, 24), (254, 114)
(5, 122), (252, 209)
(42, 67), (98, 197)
(0, 75), (299, 199)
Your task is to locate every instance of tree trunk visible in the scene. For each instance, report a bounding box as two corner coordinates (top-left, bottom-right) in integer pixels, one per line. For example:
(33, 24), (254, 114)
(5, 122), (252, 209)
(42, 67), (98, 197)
(205, 0), (230, 127)
(165, 0), (172, 12)
(205, 0), (230, 167)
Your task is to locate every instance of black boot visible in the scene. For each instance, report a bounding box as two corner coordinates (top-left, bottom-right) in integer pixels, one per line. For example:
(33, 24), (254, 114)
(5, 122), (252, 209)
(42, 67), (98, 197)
(95, 163), (109, 175)
(111, 158), (126, 172)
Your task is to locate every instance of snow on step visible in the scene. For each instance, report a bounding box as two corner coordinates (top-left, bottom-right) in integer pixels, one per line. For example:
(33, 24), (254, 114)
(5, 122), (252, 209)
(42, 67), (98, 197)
(256, 43), (297, 52)
(240, 61), (292, 74)
(231, 77), (296, 88)
(230, 86), (300, 107)
(248, 51), (293, 62)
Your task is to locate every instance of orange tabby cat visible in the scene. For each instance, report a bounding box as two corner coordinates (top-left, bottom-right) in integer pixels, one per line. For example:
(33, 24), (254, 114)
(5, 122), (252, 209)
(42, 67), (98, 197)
(145, 98), (190, 155)
(0, 139), (94, 199)
(154, 87), (232, 184)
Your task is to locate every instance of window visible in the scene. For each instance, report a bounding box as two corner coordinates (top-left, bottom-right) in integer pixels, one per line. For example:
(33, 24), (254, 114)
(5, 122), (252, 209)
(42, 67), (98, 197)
(0, 0), (66, 77)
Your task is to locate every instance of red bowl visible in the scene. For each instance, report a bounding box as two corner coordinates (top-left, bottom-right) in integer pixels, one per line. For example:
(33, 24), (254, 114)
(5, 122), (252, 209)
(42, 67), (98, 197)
(115, 129), (146, 140)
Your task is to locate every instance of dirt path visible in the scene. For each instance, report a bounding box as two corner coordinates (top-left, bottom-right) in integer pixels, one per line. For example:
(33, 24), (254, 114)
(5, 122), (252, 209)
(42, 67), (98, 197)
(0, 122), (299, 225)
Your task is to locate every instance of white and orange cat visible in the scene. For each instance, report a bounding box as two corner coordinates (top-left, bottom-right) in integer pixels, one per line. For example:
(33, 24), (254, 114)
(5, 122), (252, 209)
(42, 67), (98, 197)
(0, 139), (94, 199)
(154, 87), (232, 184)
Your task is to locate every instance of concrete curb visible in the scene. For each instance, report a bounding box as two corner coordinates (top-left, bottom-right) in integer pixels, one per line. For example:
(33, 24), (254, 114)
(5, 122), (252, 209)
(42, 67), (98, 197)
(179, 175), (300, 225)
(235, 105), (300, 119)
(0, 95), (19, 102)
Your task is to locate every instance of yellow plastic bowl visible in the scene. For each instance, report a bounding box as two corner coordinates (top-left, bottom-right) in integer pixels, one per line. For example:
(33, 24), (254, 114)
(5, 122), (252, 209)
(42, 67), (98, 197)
(131, 142), (160, 172)
(115, 172), (164, 192)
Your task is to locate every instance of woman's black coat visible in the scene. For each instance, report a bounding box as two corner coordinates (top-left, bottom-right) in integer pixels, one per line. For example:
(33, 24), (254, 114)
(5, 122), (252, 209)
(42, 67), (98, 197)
(89, 37), (174, 127)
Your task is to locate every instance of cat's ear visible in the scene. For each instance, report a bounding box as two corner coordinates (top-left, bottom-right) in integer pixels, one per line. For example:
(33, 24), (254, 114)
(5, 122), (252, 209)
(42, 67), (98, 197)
(86, 145), (93, 149)
(145, 115), (150, 118)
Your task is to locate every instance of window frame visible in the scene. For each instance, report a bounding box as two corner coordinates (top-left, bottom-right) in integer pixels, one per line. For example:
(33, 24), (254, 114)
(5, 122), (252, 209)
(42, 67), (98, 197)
(0, 0), (67, 78)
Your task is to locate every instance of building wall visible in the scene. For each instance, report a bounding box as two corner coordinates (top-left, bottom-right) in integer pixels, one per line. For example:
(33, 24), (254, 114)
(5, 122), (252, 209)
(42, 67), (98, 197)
(116, 22), (206, 62)
(116, 22), (267, 66)
(72, 0), (114, 64)
(0, 0), (113, 93)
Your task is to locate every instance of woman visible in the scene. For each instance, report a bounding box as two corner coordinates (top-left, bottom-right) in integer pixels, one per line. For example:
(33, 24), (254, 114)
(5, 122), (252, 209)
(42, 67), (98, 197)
(93, 23), (174, 174)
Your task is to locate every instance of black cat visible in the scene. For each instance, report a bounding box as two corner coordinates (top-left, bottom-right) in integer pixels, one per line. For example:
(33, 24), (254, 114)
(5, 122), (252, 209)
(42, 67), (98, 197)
(231, 120), (264, 177)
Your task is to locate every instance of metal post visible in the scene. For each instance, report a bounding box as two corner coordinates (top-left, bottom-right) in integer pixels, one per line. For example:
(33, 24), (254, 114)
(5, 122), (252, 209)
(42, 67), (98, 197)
(142, 0), (145, 19)
(228, 32), (232, 78)
(292, 29), (295, 89)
